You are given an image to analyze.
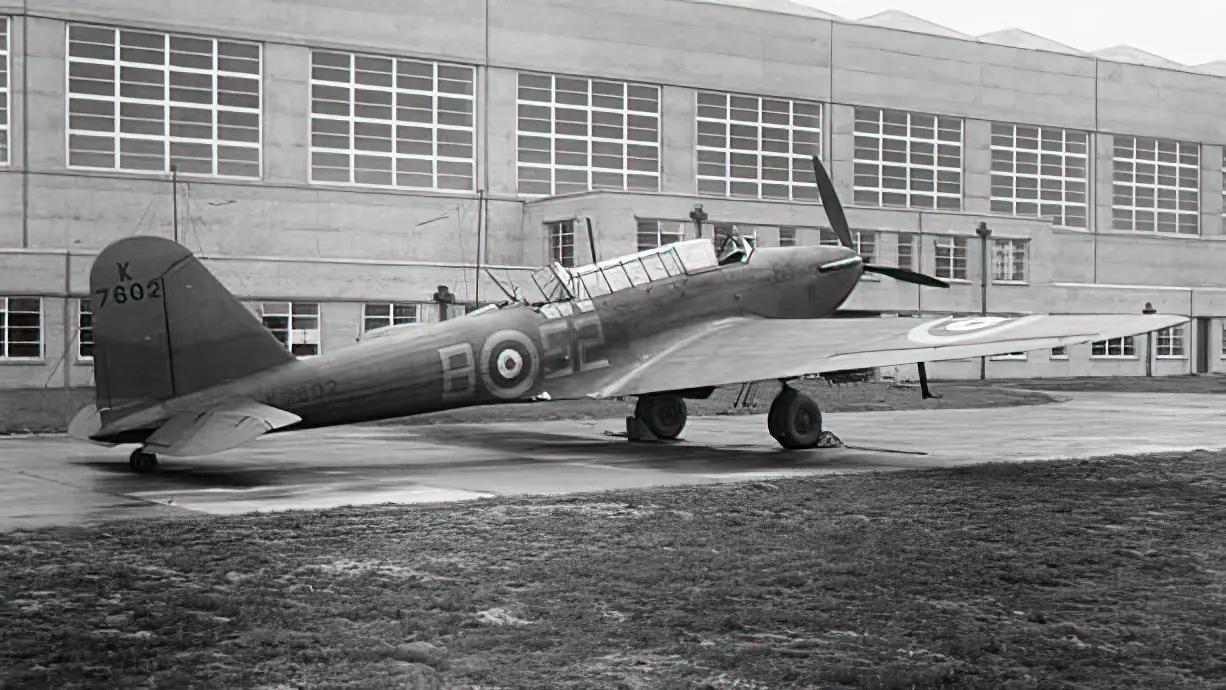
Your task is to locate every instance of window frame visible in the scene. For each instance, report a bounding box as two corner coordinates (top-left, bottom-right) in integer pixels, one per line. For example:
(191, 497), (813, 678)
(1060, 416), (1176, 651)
(932, 236), (969, 281)
(0, 16), (10, 167)
(693, 90), (822, 201)
(989, 122), (1089, 229)
(0, 296), (44, 361)
(988, 351), (1027, 361)
(819, 228), (876, 265)
(896, 232), (916, 271)
(990, 237), (1029, 284)
(77, 297), (95, 362)
(852, 106), (964, 211)
(361, 302), (422, 334)
(308, 48), (476, 191)
(1049, 346), (1069, 360)
(778, 227), (797, 247)
(258, 301), (321, 357)
(515, 71), (661, 196)
(1090, 336), (1138, 359)
(1155, 324), (1186, 359)
(64, 23), (264, 179)
(547, 219), (576, 268)
(635, 219), (686, 252)
(1110, 134), (1199, 235)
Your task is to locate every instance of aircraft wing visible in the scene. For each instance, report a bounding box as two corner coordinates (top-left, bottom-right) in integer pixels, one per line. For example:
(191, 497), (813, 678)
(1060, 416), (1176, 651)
(141, 399), (302, 457)
(595, 313), (1189, 398)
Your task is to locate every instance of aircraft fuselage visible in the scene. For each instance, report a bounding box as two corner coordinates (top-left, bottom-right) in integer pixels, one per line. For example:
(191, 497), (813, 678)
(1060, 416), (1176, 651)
(96, 244), (863, 441)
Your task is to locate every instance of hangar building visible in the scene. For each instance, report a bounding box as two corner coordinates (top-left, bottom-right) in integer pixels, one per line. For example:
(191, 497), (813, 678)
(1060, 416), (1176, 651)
(3, 0), (1226, 406)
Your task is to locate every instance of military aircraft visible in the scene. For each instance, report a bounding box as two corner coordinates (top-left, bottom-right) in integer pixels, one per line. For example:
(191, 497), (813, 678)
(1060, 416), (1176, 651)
(68, 157), (1187, 472)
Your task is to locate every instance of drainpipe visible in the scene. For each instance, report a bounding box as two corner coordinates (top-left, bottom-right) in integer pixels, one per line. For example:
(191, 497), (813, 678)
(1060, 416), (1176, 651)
(1143, 301), (1156, 377)
(689, 204), (708, 240)
(976, 222), (992, 381)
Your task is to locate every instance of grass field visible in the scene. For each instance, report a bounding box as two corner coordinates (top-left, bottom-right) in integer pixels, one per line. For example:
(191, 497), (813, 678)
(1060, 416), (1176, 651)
(2, 450), (1223, 689)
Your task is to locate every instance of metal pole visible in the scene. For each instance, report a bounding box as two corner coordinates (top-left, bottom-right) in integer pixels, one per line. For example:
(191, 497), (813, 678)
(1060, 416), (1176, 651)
(975, 222), (992, 380)
(474, 189), (485, 307)
(171, 165), (179, 244)
(1143, 302), (1156, 377)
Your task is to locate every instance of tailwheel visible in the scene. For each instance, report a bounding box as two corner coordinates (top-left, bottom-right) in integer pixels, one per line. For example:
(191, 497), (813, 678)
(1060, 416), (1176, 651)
(129, 448), (159, 473)
(634, 395), (688, 440)
(768, 387), (823, 449)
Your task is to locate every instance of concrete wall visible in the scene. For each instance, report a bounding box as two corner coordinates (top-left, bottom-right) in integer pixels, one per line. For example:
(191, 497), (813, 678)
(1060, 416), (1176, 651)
(5, 0), (1226, 391)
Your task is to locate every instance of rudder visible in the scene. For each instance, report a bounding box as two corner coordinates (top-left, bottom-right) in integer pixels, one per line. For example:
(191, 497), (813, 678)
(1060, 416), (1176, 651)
(89, 236), (294, 421)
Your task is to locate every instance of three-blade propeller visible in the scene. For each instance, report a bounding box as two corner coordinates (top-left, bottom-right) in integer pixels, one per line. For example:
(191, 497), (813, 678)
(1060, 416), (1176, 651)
(809, 155), (949, 289)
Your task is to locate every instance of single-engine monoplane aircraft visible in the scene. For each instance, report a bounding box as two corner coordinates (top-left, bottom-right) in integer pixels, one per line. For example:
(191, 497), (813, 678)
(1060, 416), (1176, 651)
(68, 157), (1187, 472)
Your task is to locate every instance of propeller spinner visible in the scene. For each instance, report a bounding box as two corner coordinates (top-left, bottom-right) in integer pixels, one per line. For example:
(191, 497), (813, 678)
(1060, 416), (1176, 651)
(809, 156), (949, 289)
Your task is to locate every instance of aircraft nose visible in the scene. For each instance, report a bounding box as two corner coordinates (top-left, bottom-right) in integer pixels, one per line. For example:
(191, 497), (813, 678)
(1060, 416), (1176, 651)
(814, 244), (862, 272)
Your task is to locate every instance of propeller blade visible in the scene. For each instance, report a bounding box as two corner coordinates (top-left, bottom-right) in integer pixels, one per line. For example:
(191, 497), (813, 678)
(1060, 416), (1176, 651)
(863, 264), (951, 289)
(810, 155), (855, 250)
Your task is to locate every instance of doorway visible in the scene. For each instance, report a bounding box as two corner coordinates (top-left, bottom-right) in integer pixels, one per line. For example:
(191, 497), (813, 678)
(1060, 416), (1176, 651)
(1196, 317), (1211, 374)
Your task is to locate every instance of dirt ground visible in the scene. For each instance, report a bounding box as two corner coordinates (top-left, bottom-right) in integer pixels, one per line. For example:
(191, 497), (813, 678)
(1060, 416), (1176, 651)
(1, 451), (1222, 688)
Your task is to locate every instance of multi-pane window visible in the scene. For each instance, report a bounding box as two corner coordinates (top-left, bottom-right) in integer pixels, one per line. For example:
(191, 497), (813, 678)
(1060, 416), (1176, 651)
(0, 18), (9, 165)
(548, 220), (576, 267)
(1050, 346), (1068, 359)
(1156, 325), (1185, 358)
(259, 302), (320, 357)
(0, 297), (41, 359)
(853, 107), (962, 210)
(819, 229), (875, 263)
(989, 352), (1026, 361)
(897, 232), (916, 270)
(309, 50), (474, 190)
(66, 24), (261, 177)
(694, 92), (821, 200)
(990, 123), (1088, 228)
(1111, 135), (1199, 234)
(778, 227), (796, 247)
(1220, 149), (1225, 219)
(78, 298), (95, 360)
(516, 73), (660, 195)
(933, 237), (968, 280)
(362, 303), (421, 332)
(636, 219), (686, 251)
(991, 238), (1028, 283)
(1091, 336), (1136, 358)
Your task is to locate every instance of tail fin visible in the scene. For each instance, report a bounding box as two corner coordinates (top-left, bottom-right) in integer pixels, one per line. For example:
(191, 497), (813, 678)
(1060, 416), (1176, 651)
(89, 236), (294, 421)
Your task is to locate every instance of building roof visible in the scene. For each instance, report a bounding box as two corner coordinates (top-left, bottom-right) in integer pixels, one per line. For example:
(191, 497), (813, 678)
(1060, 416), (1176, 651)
(688, 0), (839, 19)
(1091, 45), (1184, 69)
(854, 10), (971, 39)
(686, 1), (1215, 73)
(976, 28), (1086, 56)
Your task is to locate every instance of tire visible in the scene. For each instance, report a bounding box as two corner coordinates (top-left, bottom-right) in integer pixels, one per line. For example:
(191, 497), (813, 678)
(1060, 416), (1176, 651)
(768, 389), (823, 449)
(634, 395), (687, 439)
(129, 449), (159, 473)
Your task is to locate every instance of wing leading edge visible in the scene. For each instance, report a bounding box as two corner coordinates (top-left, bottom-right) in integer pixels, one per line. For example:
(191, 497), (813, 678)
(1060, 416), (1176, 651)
(596, 313), (1189, 398)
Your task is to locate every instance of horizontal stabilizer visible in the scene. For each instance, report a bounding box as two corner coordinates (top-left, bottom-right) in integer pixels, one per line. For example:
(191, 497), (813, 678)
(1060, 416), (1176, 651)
(66, 404), (119, 447)
(143, 399), (301, 457)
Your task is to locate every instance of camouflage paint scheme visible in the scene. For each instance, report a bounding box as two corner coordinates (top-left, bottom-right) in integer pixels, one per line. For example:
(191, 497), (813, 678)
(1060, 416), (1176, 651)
(81, 236), (863, 446)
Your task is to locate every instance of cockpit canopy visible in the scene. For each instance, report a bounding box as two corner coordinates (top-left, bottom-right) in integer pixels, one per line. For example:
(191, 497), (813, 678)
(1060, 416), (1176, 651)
(530, 236), (751, 304)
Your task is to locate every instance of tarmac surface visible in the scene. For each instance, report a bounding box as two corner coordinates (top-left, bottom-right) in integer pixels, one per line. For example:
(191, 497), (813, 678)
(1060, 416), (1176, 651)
(1, 391), (1224, 531)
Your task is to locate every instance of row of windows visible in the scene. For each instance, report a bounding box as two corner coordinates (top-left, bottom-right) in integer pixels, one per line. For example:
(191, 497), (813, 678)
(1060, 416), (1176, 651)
(1, 297), (1193, 363)
(46, 21), (1226, 234)
(994, 329), (1186, 360)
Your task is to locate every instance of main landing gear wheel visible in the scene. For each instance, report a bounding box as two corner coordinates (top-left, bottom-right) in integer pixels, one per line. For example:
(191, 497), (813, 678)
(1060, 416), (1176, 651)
(634, 395), (688, 440)
(129, 448), (159, 473)
(768, 387), (823, 449)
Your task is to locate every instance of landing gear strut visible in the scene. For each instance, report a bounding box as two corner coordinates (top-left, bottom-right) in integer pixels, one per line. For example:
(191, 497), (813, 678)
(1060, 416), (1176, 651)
(768, 386), (824, 449)
(129, 448), (159, 473)
(628, 395), (688, 441)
